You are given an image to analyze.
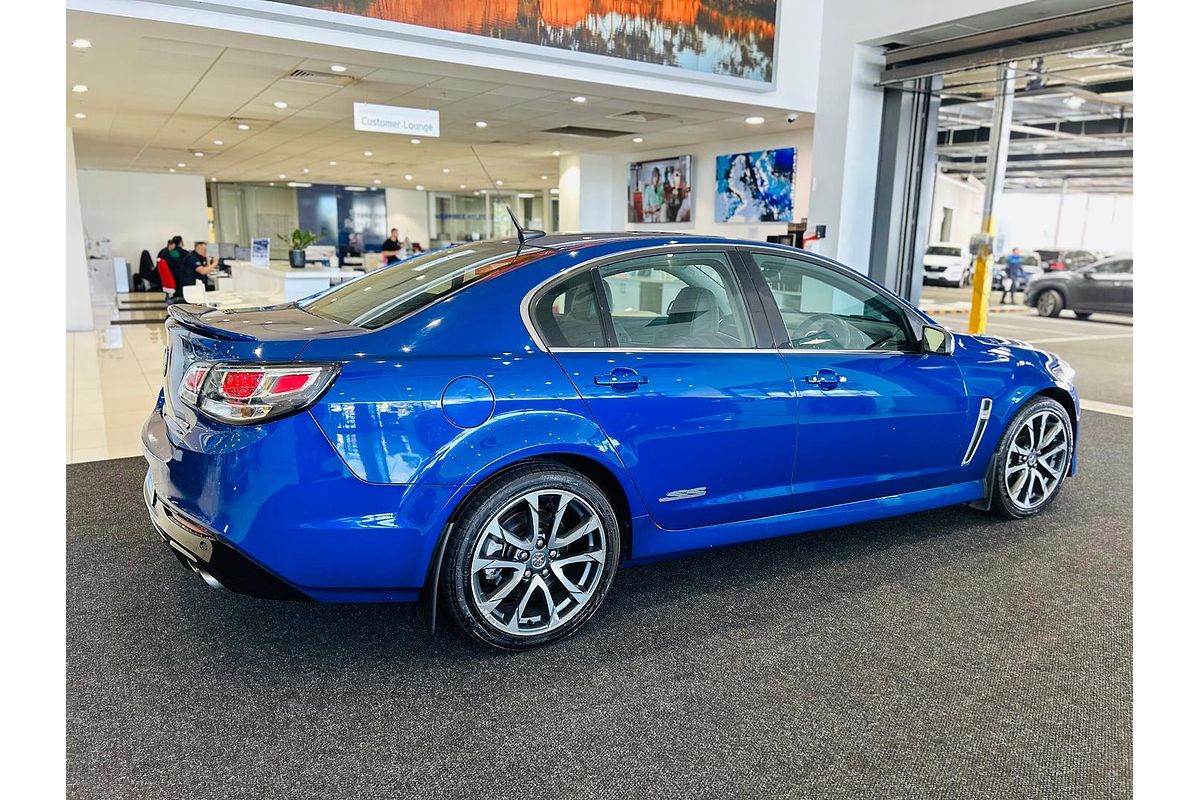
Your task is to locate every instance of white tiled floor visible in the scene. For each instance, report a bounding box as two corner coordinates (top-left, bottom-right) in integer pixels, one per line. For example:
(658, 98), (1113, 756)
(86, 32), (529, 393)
(68, 322), (167, 463)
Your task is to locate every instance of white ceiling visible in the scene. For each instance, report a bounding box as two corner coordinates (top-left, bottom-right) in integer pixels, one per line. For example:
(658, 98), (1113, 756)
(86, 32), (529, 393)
(66, 11), (811, 193)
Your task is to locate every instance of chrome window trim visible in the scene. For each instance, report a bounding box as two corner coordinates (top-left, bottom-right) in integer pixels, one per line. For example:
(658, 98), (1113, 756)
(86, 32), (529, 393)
(521, 241), (748, 352)
(546, 347), (917, 356)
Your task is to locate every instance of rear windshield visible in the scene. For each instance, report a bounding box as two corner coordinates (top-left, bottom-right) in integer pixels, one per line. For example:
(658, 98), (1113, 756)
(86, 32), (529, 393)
(301, 242), (545, 329)
(926, 246), (960, 257)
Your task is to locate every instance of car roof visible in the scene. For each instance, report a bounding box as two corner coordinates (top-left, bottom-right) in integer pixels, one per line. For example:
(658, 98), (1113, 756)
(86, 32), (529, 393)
(518, 231), (747, 250)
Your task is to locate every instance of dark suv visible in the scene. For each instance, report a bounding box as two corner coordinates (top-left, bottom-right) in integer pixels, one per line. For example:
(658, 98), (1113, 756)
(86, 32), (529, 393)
(1024, 257), (1133, 318)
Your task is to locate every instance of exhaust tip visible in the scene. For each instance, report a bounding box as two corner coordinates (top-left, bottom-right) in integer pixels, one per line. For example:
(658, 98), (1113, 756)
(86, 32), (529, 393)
(189, 562), (226, 591)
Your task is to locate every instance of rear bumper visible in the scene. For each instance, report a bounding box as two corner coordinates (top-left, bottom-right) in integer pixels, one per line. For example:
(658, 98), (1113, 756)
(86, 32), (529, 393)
(143, 469), (312, 601)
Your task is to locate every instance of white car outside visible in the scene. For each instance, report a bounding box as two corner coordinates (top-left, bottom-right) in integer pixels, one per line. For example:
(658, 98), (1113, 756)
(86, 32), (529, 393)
(923, 243), (972, 287)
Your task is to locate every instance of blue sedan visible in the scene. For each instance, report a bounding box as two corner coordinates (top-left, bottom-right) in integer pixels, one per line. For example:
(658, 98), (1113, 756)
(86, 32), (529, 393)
(142, 233), (1080, 649)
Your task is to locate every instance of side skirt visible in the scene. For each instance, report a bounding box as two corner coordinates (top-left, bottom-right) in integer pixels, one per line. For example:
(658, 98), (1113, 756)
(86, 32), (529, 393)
(626, 480), (986, 563)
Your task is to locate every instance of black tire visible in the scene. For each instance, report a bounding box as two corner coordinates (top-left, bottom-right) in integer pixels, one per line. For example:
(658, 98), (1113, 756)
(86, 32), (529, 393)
(1074, 311), (1092, 320)
(991, 397), (1074, 519)
(1036, 289), (1064, 317)
(442, 462), (621, 650)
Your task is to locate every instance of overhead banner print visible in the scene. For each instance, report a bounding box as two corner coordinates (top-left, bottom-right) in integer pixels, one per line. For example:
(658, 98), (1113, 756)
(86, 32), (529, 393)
(270, 1), (779, 82)
(715, 147), (795, 223)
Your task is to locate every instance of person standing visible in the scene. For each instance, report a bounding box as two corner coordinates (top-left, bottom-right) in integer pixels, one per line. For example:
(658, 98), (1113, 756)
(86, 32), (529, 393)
(1000, 248), (1026, 305)
(381, 228), (404, 265)
(643, 167), (664, 222)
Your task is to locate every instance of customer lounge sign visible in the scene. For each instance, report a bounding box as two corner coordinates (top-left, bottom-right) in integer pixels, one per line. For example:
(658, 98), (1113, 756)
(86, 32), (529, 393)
(353, 103), (440, 137)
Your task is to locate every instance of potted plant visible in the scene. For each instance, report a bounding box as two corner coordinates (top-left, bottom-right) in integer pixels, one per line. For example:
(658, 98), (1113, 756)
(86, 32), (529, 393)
(279, 229), (318, 268)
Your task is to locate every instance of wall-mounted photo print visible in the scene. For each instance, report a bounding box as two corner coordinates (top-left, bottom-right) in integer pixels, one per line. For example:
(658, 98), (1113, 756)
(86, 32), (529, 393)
(715, 147), (795, 223)
(628, 155), (693, 223)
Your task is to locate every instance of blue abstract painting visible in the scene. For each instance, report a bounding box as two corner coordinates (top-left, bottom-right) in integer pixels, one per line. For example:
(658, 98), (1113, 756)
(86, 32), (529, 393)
(715, 147), (795, 223)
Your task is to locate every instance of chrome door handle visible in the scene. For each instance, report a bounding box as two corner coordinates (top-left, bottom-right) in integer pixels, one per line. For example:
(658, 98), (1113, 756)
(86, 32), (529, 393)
(804, 370), (847, 388)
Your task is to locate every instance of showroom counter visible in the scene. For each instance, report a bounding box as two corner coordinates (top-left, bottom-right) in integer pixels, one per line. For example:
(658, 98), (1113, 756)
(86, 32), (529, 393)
(227, 260), (363, 302)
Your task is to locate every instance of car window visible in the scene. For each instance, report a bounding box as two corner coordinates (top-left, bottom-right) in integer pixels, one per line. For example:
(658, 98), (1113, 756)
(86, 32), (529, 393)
(532, 272), (605, 348)
(301, 241), (546, 329)
(597, 251), (754, 349)
(926, 246), (960, 257)
(1093, 259), (1132, 274)
(746, 252), (914, 352)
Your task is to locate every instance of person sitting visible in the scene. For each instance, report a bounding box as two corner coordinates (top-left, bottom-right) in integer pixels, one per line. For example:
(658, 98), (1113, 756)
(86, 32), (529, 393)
(174, 241), (217, 300)
(136, 249), (162, 293)
(156, 235), (185, 300)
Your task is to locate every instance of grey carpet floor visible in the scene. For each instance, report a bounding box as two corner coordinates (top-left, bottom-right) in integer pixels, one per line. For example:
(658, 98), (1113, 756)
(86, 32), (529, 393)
(67, 412), (1131, 800)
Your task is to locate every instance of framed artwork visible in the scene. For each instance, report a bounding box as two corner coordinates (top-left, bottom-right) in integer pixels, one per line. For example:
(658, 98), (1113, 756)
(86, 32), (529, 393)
(715, 147), (795, 223)
(628, 156), (693, 224)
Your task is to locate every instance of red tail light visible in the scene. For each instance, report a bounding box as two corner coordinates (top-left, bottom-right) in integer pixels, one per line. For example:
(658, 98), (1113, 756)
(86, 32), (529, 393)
(177, 362), (339, 424)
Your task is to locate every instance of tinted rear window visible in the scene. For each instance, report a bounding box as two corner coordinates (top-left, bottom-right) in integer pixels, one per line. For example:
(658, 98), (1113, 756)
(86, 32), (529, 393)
(926, 246), (961, 257)
(301, 242), (546, 329)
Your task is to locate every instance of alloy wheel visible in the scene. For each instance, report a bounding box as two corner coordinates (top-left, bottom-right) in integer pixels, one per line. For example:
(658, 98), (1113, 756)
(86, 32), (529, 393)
(469, 490), (608, 637)
(1003, 410), (1069, 511)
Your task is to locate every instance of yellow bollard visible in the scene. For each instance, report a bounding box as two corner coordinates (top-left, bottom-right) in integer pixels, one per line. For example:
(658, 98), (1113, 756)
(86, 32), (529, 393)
(967, 219), (996, 334)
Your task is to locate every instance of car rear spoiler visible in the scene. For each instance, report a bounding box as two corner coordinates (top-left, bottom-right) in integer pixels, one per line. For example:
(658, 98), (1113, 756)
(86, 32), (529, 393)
(166, 303), (259, 341)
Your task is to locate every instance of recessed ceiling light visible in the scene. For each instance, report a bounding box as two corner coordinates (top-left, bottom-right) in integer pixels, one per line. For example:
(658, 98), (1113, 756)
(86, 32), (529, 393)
(302, 168), (310, 173)
(459, 184), (466, 189)
(632, 137), (644, 143)
(410, 138), (421, 144)
(273, 100), (288, 109)
(496, 179), (504, 186)
(213, 139), (223, 145)
(364, 150), (373, 156)
(168, 168), (175, 173)
(269, 182), (275, 186)
(194, 152), (204, 157)
(442, 168), (450, 173)
(373, 179), (381, 184)
(329, 160), (337, 166)
(404, 174), (413, 181)
(72, 84), (88, 93)
(416, 185), (425, 191)
(330, 64), (347, 73)
(71, 38), (91, 49)
(550, 188), (560, 195)
(210, 177), (217, 182)
(475, 120), (488, 128)
(541, 175), (548, 180)
(237, 123), (250, 130)
(552, 150), (561, 156)
(73, 112), (86, 119)
(278, 174), (286, 179)
(745, 116), (765, 125)
(177, 162), (186, 168)
(473, 191), (480, 195)
(570, 96), (587, 103)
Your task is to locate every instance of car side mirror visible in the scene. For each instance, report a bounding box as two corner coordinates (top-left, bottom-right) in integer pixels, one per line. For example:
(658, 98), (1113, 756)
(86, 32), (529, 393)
(1081, 269), (1095, 279)
(922, 325), (955, 355)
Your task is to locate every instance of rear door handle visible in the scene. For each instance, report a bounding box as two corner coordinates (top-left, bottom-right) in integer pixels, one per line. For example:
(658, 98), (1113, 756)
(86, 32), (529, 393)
(594, 368), (649, 390)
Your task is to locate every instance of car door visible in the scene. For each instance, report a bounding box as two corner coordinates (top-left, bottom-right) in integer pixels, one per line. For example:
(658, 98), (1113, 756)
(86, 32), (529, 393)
(1075, 259), (1132, 312)
(531, 247), (798, 530)
(740, 249), (973, 511)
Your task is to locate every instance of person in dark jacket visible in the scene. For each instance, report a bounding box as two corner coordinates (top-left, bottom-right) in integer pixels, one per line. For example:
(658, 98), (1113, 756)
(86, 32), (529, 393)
(1000, 248), (1026, 305)
(157, 236), (186, 299)
(173, 241), (217, 299)
(136, 250), (162, 292)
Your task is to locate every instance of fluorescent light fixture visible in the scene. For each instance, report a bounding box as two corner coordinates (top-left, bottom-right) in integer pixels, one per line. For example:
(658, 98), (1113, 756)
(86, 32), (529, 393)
(570, 96), (587, 103)
(416, 185), (425, 190)
(194, 152), (204, 157)
(72, 84), (88, 93)
(745, 115), (765, 125)
(475, 121), (488, 128)
(74, 112), (86, 119)
(373, 179), (382, 184)
(517, 192), (535, 199)
(71, 39), (91, 49)
(345, 186), (367, 192)
(550, 188), (560, 195)
(177, 162), (186, 168)
(632, 137), (644, 143)
(214, 139), (223, 145)
(330, 64), (347, 73)
(286, 182), (312, 188)
(237, 123), (250, 130)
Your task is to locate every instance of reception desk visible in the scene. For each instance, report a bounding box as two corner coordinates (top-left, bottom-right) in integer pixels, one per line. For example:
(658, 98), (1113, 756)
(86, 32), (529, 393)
(227, 260), (363, 303)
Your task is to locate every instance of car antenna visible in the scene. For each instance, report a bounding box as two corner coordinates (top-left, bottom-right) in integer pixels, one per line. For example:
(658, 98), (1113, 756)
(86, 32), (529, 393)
(470, 145), (546, 248)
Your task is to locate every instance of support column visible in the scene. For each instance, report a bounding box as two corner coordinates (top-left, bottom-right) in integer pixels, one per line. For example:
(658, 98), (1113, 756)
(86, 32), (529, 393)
(66, 128), (93, 332)
(967, 63), (1016, 335)
(558, 153), (621, 232)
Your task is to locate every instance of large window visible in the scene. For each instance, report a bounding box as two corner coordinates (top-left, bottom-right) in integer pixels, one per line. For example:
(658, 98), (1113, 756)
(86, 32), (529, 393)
(748, 252), (914, 351)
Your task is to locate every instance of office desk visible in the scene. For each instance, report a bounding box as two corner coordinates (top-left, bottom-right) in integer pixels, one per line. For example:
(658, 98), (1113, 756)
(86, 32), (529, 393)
(227, 261), (363, 302)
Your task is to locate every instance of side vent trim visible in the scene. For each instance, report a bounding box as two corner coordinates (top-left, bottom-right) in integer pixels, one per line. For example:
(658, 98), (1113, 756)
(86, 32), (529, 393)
(962, 398), (993, 465)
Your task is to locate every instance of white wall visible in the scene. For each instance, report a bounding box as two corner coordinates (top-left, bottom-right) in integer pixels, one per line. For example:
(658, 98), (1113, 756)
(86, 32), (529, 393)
(76, 169), (208, 270)
(66, 130), (92, 332)
(929, 173), (984, 247)
(385, 187), (431, 248)
(621, 128), (815, 240)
